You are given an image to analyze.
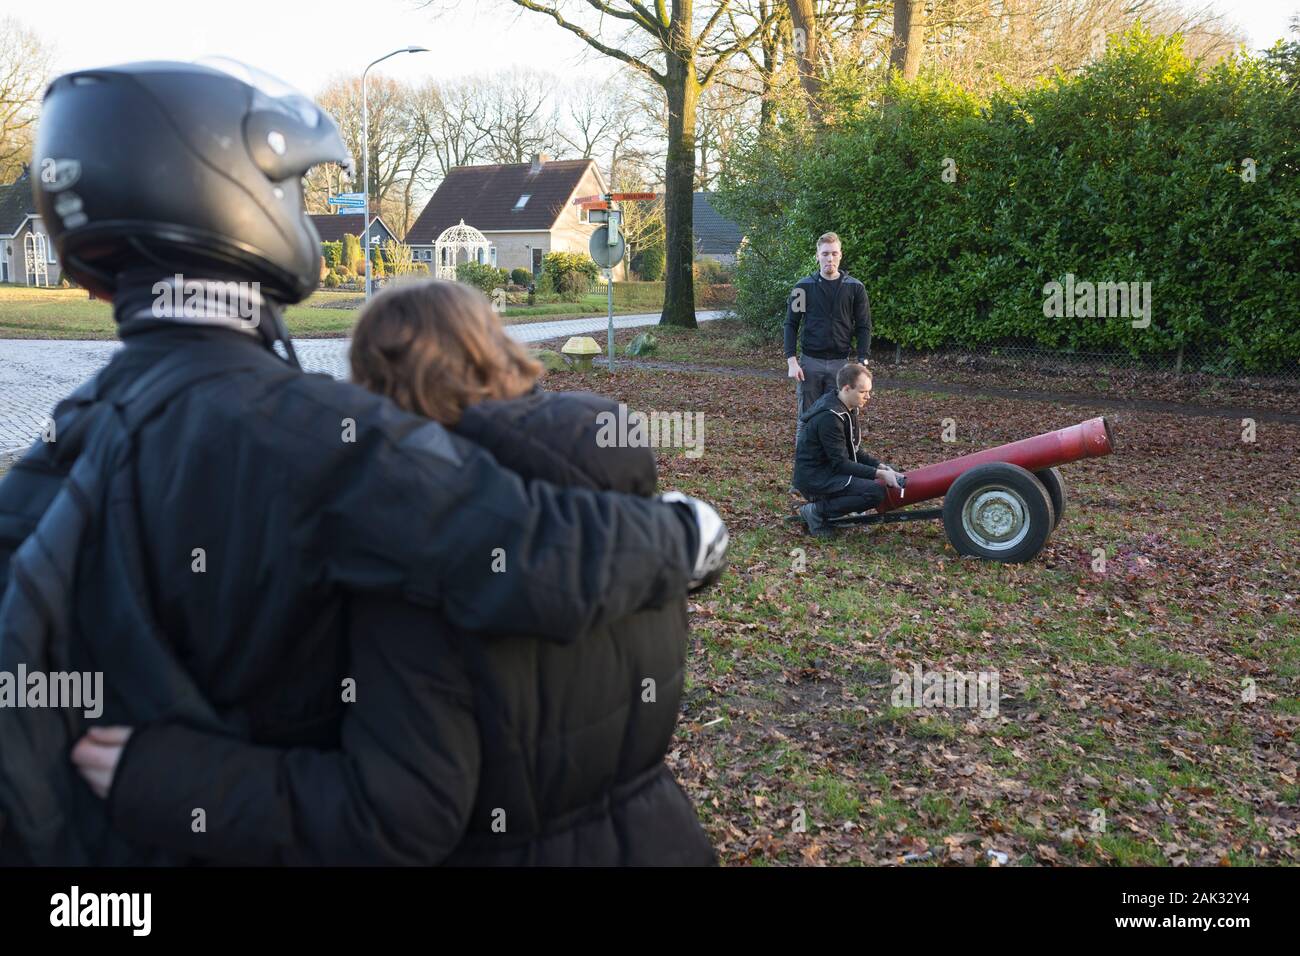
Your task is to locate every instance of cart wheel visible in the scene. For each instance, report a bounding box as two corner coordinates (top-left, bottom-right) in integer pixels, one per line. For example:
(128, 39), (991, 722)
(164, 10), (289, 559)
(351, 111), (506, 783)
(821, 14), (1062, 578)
(1033, 467), (1067, 531)
(942, 462), (1056, 563)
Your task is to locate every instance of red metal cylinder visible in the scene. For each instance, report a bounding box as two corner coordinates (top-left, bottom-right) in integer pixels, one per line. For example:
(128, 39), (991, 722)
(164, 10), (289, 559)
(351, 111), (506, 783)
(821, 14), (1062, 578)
(875, 416), (1114, 513)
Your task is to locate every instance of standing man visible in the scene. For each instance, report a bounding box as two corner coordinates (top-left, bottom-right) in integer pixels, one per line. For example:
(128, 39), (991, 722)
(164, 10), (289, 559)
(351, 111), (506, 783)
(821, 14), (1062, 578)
(784, 232), (872, 445)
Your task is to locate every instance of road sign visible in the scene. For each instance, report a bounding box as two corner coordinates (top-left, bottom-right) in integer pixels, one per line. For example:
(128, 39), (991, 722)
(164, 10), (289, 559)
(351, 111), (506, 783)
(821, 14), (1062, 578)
(589, 226), (624, 267)
(328, 193), (366, 207)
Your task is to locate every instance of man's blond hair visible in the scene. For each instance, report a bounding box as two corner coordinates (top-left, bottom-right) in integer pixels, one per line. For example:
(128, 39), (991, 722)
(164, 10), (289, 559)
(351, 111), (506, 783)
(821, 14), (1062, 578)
(817, 232), (841, 249)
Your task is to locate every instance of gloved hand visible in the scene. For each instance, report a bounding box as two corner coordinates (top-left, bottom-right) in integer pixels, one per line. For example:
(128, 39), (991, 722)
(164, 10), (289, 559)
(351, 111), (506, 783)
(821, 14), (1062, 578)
(659, 491), (729, 592)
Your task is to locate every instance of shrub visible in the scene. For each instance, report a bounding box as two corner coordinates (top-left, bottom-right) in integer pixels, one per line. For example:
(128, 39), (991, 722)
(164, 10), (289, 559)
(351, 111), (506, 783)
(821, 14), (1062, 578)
(456, 261), (505, 295)
(341, 233), (364, 273)
(557, 271), (589, 301)
(722, 26), (1300, 371)
(321, 240), (342, 271)
(636, 245), (665, 281)
(696, 254), (738, 283)
(542, 251), (599, 300)
(511, 268), (532, 286)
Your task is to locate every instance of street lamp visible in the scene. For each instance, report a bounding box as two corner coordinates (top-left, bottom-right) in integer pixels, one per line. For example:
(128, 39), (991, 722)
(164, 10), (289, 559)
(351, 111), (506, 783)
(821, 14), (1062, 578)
(363, 45), (428, 298)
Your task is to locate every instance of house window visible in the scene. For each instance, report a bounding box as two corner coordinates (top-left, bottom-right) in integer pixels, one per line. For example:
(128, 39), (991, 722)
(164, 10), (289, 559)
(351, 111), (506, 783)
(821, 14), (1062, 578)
(490, 246), (497, 267)
(513, 194), (530, 210)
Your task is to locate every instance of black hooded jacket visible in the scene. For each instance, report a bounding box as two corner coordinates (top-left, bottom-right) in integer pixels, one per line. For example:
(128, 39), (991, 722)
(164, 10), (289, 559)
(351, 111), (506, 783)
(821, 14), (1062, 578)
(102, 388), (716, 866)
(0, 318), (700, 865)
(792, 390), (881, 498)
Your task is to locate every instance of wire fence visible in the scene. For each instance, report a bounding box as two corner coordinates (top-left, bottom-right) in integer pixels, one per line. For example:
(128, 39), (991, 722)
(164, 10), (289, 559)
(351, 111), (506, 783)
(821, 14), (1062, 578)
(869, 338), (1300, 411)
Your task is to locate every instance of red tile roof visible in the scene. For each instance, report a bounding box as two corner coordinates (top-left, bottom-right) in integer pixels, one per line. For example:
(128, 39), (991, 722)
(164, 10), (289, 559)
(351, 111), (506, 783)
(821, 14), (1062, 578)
(406, 158), (597, 244)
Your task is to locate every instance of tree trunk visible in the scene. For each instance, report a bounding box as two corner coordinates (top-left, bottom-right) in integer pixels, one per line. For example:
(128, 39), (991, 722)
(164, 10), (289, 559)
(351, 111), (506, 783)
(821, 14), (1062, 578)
(758, 1), (778, 133)
(660, 52), (699, 329)
(890, 0), (926, 81)
(787, 0), (822, 123)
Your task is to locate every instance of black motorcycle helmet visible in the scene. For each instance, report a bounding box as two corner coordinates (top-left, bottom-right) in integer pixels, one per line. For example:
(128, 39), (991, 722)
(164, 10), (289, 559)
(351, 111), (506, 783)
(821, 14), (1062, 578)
(31, 58), (353, 305)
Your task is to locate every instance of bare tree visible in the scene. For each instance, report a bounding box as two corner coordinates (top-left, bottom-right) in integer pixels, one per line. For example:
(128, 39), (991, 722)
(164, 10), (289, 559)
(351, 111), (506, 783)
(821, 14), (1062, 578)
(558, 78), (628, 157)
(695, 74), (757, 189)
(420, 77), (492, 176)
(421, 0), (783, 328)
(0, 17), (52, 182)
(471, 69), (560, 164)
(907, 0), (1245, 92)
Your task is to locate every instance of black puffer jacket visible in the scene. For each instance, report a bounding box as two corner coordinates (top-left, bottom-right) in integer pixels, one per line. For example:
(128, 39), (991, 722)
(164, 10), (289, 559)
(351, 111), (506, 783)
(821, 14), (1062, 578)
(105, 388), (716, 866)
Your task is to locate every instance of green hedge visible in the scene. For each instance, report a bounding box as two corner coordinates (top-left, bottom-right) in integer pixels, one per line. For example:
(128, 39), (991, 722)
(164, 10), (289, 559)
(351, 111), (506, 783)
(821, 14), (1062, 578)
(721, 28), (1300, 372)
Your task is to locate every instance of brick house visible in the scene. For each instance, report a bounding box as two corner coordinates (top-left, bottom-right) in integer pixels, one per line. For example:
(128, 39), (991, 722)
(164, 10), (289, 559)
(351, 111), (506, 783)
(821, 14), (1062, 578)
(405, 154), (627, 280)
(0, 168), (61, 286)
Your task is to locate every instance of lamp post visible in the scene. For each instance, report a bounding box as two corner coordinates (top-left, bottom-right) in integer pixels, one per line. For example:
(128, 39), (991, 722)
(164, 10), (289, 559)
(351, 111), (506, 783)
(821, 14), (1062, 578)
(363, 45), (428, 298)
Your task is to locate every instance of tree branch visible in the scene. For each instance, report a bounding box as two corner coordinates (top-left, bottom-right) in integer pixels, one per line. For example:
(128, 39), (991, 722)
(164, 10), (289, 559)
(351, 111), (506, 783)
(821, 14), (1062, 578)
(503, 0), (666, 84)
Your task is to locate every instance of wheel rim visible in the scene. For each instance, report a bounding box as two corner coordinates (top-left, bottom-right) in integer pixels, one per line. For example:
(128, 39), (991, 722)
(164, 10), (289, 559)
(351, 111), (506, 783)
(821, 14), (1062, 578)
(961, 485), (1030, 551)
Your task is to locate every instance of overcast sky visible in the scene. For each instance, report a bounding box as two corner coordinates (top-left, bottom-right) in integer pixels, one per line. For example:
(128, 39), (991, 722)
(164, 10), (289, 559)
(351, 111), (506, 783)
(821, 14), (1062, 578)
(12, 0), (1300, 97)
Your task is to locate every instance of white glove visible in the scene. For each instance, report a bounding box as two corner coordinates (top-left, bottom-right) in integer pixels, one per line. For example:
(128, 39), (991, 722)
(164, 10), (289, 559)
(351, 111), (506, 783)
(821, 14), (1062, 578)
(659, 491), (729, 592)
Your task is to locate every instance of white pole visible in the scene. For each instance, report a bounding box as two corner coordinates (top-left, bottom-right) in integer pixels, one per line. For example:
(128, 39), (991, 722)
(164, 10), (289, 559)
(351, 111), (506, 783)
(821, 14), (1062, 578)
(361, 46), (429, 299)
(607, 266), (615, 372)
(362, 75), (370, 298)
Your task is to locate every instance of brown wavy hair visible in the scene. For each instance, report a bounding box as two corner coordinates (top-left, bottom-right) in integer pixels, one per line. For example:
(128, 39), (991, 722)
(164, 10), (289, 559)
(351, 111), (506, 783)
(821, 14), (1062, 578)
(349, 279), (542, 425)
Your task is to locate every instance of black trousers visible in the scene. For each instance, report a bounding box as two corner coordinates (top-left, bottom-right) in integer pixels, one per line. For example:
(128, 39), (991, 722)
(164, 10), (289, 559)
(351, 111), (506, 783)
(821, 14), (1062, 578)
(813, 476), (885, 519)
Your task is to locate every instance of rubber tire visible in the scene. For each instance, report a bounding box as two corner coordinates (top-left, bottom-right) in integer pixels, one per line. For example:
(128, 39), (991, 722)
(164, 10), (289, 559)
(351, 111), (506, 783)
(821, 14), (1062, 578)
(1033, 467), (1067, 532)
(942, 462), (1055, 564)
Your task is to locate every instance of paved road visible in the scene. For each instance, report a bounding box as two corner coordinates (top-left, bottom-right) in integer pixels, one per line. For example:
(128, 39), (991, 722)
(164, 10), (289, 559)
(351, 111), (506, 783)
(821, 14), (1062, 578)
(0, 310), (725, 456)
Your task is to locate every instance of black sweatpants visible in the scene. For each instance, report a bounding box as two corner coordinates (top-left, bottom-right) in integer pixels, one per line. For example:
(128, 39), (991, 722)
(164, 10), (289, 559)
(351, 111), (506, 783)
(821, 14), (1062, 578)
(813, 476), (885, 519)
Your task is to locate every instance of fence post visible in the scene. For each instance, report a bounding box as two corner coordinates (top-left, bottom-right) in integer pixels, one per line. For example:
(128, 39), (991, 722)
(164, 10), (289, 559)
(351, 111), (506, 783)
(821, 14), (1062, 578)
(894, 342), (901, 364)
(1175, 344), (1184, 376)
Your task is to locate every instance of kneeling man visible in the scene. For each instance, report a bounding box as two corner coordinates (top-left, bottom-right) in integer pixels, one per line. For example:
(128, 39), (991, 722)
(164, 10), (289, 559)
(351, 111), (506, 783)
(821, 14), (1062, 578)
(793, 363), (902, 537)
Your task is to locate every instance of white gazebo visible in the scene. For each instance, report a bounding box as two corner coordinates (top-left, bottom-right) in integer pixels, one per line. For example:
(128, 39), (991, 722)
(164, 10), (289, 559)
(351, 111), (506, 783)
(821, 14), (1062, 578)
(24, 233), (49, 287)
(434, 219), (493, 280)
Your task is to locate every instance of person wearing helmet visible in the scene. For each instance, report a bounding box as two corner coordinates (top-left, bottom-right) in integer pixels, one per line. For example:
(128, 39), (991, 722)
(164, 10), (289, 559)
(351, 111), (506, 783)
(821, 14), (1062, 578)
(0, 60), (728, 866)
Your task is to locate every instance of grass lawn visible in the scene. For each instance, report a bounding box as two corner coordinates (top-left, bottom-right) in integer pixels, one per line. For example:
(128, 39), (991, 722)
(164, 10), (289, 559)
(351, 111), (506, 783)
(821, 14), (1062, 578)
(539, 356), (1299, 867)
(0, 285), (679, 340)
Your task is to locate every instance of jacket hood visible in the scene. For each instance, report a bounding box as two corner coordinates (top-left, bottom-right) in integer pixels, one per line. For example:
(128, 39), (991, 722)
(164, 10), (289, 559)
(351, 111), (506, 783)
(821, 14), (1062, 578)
(799, 389), (849, 424)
